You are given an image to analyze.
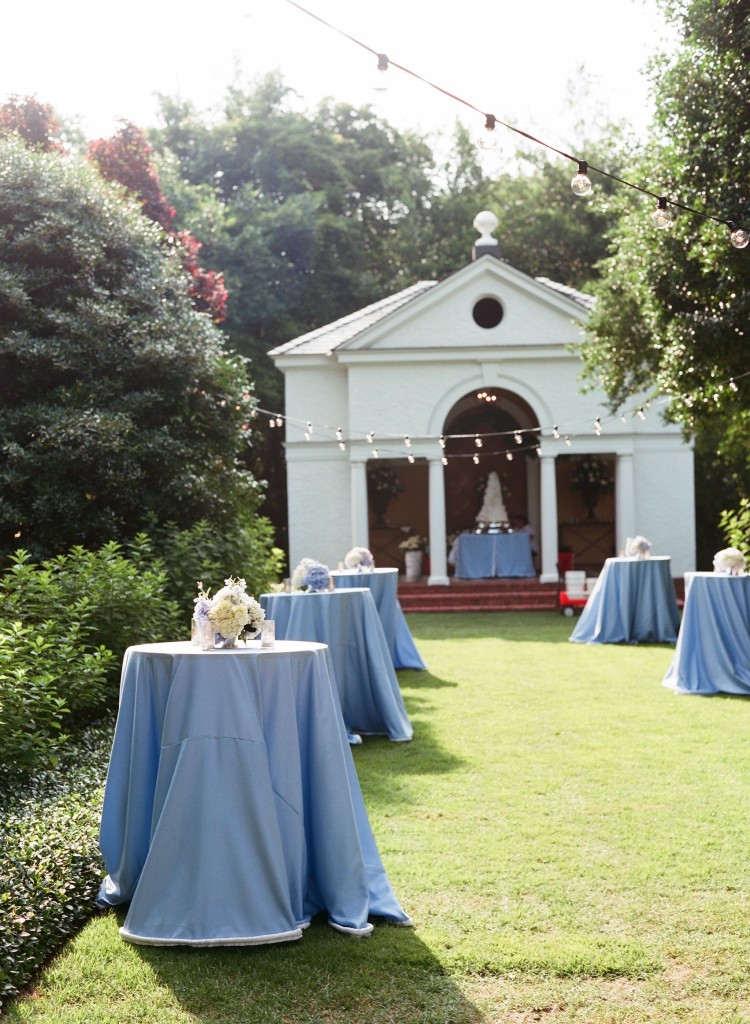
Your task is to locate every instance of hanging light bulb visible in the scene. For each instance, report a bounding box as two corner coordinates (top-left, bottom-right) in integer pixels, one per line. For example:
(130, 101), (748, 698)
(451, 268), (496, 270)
(275, 416), (283, 427)
(335, 427), (343, 441)
(441, 456), (448, 466)
(338, 441), (346, 451)
(404, 435), (411, 447)
(536, 446), (543, 458)
(472, 453), (479, 464)
(551, 425), (560, 439)
(571, 160), (593, 197)
(594, 417), (602, 436)
(514, 431), (523, 444)
(374, 53), (389, 91)
(478, 113), (498, 150)
(366, 431), (374, 444)
(304, 430), (311, 441)
(408, 453), (415, 464)
(372, 448), (379, 458)
(474, 434), (483, 448)
(652, 197), (672, 229)
(269, 417), (276, 428)
(729, 222), (750, 249)
(439, 435), (446, 449)
(637, 407), (646, 420)
(505, 451), (513, 461)
(564, 436), (572, 446)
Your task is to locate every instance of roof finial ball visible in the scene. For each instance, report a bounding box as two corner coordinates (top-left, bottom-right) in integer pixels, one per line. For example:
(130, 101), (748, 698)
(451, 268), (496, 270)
(472, 210), (500, 260)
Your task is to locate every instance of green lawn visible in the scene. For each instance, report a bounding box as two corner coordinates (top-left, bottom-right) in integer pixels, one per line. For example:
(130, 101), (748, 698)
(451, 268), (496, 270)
(7, 612), (750, 1023)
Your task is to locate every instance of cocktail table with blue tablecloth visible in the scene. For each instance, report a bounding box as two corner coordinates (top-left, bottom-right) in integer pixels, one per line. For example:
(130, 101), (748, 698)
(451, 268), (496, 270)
(330, 567), (426, 670)
(97, 640), (410, 946)
(662, 572), (750, 694)
(569, 556), (680, 645)
(454, 533), (535, 580)
(260, 588), (413, 742)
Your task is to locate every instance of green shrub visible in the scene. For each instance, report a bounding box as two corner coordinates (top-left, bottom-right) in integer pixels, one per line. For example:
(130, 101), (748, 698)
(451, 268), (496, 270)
(0, 621), (113, 773)
(145, 516), (285, 608)
(1, 541), (182, 661)
(0, 719), (113, 1012)
(719, 497), (750, 556)
(0, 542), (179, 775)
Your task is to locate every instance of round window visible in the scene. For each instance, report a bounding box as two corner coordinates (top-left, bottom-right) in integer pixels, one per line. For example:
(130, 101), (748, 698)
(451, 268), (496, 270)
(472, 297), (504, 328)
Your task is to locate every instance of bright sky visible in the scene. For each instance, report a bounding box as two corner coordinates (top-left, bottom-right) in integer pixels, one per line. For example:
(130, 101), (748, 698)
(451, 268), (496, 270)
(4, 0), (676, 159)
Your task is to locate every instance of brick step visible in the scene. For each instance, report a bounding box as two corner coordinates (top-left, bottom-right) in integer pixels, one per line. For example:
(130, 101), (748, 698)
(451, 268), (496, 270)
(397, 578), (560, 613)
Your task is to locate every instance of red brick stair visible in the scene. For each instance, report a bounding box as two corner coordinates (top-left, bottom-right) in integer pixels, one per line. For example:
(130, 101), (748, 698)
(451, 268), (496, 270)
(397, 577), (560, 613)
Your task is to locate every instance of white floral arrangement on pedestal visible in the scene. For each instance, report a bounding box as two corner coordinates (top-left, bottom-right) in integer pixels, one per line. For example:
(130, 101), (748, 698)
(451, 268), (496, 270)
(291, 557), (331, 592)
(712, 547), (747, 575)
(344, 546), (374, 571)
(398, 535), (428, 552)
(193, 577), (265, 647)
(625, 535), (652, 558)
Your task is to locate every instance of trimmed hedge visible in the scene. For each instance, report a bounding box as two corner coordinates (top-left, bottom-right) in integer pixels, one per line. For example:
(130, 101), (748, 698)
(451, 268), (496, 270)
(0, 718), (114, 1011)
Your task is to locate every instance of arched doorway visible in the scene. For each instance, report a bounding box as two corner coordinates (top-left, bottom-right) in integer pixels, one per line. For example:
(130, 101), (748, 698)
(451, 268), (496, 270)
(442, 387), (541, 538)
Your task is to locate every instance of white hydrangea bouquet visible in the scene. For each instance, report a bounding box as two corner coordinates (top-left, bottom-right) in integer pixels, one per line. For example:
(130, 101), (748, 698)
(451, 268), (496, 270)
(398, 534), (428, 552)
(344, 546), (374, 571)
(625, 535), (652, 558)
(193, 576), (265, 648)
(713, 547), (747, 575)
(291, 558), (331, 592)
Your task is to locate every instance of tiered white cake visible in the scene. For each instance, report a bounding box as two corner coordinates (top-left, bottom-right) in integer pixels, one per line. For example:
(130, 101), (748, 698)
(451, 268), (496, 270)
(476, 471), (508, 526)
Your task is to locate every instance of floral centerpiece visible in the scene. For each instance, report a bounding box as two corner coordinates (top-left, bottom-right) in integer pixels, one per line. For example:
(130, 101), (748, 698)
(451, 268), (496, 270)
(398, 535), (428, 552)
(291, 557), (331, 592)
(399, 534), (427, 582)
(625, 535), (652, 558)
(344, 546), (375, 571)
(713, 547), (747, 575)
(193, 576), (265, 648)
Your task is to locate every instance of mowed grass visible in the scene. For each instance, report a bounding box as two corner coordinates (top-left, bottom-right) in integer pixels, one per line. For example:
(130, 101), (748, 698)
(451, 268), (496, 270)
(7, 612), (750, 1024)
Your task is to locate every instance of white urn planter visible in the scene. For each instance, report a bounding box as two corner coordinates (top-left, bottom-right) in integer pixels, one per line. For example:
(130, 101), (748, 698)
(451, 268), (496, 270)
(404, 549), (423, 582)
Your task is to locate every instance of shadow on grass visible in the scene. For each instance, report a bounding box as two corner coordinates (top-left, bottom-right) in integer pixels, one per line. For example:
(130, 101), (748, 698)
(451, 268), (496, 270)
(405, 611), (580, 644)
(127, 910), (483, 1024)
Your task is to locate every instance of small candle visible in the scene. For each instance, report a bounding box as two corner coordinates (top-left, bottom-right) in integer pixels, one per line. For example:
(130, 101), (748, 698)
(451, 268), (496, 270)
(261, 620), (275, 648)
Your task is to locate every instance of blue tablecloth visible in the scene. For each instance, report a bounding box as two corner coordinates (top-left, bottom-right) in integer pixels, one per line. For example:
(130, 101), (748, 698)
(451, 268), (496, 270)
(454, 533), (535, 579)
(569, 556), (680, 645)
(330, 568), (426, 670)
(97, 641), (410, 946)
(260, 589), (413, 742)
(662, 573), (750, 694)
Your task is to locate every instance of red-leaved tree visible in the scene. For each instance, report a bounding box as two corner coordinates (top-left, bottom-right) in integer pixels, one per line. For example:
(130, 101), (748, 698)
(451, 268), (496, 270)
(88, 122), (227, 321)
(0, 94), (63, 152)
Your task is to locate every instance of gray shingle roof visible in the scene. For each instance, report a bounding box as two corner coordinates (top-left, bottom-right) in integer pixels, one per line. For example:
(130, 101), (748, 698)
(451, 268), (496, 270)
(267, 281), (436, 356)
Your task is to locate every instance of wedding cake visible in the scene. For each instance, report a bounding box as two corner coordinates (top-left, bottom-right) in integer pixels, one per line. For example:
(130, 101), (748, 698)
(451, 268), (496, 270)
(476, 471), (508, 526)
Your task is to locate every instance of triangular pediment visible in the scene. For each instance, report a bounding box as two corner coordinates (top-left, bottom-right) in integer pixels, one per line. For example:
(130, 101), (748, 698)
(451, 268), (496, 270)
(269, 257), (592, 361)
(342, 257), (590, 353)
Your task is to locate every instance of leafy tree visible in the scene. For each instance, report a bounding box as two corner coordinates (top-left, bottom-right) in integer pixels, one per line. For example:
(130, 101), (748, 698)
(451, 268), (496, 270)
(578, 0), (750, 488)
(0, 134), (262, 559)
(149, 75), (441, 542)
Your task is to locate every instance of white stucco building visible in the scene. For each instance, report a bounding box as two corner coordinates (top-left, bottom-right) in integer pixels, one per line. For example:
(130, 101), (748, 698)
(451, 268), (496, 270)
(269, 212), (695, 585)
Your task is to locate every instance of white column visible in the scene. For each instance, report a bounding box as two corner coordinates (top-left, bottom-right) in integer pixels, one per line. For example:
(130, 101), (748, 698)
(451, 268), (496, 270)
(350, 460), (369, 549)
(539, 453), (559, 583)
(615, 453), (635, 556)
(428, 457), (449, 585)
(526, 454), (540, 566)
